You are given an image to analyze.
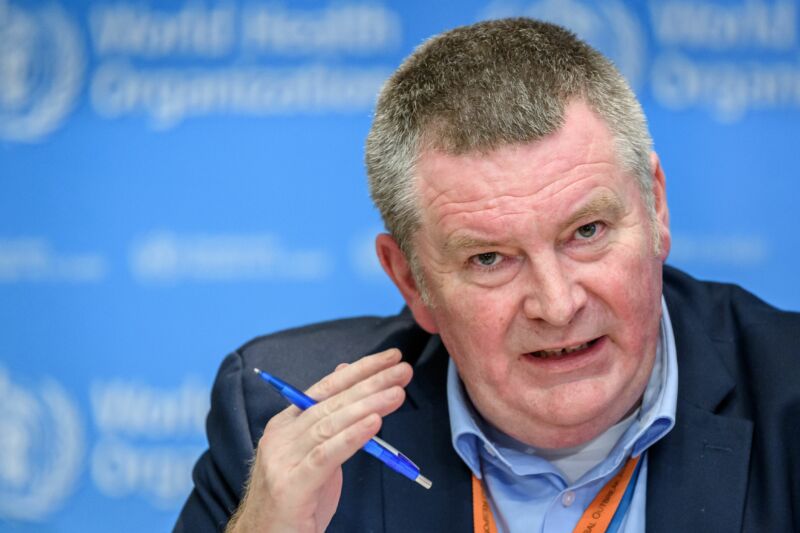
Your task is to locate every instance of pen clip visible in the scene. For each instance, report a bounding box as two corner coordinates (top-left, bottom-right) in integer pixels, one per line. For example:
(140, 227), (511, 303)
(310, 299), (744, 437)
(372, 435), (399, 455)
(372, 436), (419, 470)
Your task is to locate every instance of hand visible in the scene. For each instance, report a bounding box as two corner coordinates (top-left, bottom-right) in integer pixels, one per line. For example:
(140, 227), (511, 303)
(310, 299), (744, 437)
(226, 348), (412, 533)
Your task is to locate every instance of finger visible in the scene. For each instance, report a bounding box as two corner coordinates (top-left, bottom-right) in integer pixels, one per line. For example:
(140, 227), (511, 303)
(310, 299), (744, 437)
(292, 360), (412, 436)
(255, 384), (404, 496)
(305, 348), (402, 401)
(308, 361), (412, 421)
(268, 361), (411, 464)
(292, 413), (383, 497)
(267, 348), (401, 426)
(287, 385), (406, 460)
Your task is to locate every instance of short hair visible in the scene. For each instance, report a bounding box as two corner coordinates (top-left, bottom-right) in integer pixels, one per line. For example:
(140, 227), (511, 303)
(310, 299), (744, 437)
(365, 17), (654, 262)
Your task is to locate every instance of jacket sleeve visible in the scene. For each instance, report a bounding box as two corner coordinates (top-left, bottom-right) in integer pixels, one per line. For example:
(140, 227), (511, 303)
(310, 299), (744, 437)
(173, 351), (256, 532)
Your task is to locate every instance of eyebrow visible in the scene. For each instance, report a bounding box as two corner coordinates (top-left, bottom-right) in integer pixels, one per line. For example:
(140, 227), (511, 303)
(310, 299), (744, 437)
(441, 192), (626, 254)
(564, 192), (626, 229)
(443, 235), (503, 254)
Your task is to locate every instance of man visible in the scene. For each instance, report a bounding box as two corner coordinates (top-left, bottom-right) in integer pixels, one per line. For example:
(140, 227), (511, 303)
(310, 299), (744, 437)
(175, 18), (800, 532)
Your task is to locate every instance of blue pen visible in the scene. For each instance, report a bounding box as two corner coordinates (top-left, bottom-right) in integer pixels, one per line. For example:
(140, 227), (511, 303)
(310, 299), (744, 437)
(253, 368), (432, 489)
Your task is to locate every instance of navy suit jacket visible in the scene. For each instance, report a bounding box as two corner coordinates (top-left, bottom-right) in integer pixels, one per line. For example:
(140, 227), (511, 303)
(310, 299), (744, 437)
(175, 267), (800, 532)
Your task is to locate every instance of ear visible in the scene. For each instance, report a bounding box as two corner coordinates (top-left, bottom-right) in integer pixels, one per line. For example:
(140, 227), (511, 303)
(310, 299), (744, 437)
(649, 151), (671, 261)
(375, 233), (439, 334)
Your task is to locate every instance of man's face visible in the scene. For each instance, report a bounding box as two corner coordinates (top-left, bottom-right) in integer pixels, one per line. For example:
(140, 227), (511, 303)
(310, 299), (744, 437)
(379, 100), (671, 449)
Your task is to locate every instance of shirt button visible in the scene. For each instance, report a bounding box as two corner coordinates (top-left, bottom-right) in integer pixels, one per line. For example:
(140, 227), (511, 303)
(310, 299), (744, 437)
(562, 491), (576, 507)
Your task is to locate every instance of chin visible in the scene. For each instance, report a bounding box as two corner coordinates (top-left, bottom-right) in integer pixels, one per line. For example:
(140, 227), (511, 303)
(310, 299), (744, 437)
(525, 387), (639, 447)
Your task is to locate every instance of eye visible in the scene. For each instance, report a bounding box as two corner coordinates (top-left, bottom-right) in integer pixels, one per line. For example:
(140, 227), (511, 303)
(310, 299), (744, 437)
(575, 222), (599, 239)
(470, 252), (503, 268)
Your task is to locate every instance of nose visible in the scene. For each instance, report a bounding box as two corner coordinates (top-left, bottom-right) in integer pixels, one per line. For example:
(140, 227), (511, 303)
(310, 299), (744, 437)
(522, 253), (587, 327)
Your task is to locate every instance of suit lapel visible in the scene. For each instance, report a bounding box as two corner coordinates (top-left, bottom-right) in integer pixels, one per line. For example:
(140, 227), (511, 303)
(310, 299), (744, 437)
(647, 290), (753, 532)
(377, 276), (757, 532)
(381, 336), (473, 533)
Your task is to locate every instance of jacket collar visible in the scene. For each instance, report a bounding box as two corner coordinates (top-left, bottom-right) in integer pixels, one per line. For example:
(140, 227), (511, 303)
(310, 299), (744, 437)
(381, 335), (473, 533)
(646, 282), (752, 532)
(380, 272), (754, 532)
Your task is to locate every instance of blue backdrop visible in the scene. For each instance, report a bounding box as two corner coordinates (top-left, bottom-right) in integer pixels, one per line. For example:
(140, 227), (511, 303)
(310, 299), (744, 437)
(1, 0), (798, 531)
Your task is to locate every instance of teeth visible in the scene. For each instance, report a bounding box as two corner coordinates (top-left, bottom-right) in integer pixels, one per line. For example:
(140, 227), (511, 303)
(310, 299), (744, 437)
(533, 342), (590, 359)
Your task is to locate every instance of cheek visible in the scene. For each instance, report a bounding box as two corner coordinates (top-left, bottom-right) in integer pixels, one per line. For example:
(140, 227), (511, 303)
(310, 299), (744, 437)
(435, 279), (513, 331)
(434, 288), (517, 376)
(601, 227), (662, 299)
(606, 256), (663, 346)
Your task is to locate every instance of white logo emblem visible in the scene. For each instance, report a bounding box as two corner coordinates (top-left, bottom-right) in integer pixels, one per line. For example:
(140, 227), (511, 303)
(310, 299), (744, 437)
(482, 0), (646, 90)
(0, 366), (84, 521)
(0, 0), (84, 142)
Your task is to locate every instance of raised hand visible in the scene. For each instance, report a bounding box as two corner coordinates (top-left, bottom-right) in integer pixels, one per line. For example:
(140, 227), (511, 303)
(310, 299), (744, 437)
(226, 348), (412, 533)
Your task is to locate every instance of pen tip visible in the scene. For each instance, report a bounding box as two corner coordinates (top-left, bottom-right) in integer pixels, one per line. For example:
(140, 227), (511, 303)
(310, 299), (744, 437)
(415, 475), (432, 490)
(253, 368), (261, 374)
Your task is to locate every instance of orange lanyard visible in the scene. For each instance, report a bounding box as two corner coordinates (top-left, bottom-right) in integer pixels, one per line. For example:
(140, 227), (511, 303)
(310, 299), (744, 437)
(472, 455), (641, 533)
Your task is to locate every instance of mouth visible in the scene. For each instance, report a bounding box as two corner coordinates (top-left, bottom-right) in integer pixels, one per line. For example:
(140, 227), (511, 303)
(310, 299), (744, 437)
(528, 337), (602, 360)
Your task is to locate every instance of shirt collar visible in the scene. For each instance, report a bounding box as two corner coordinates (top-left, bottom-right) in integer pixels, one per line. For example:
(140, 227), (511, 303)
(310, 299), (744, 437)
(447, 296), (678, 480)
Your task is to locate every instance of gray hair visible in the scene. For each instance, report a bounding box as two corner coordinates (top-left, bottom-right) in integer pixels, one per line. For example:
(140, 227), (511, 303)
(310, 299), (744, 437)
(366, 17), (655, 268)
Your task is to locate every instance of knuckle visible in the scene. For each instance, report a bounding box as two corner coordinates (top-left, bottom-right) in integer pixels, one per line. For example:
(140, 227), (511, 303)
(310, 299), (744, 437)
(308, 443), (329, 468)
(263, 417), (280, 435)
(262, 417), (289, 441)
(315, 375), (337, 398)
(343, 429), (362, 449)
(345, 417), (376, 448)
(313, 398), (338, 421)
(254, 451), (279, 488)
(257, 430), (276, 456)
(378, 367), (397, 388)
(267, 477), (293, 502)
(314, 416), (337, 441)
(385, 386), (402, 403)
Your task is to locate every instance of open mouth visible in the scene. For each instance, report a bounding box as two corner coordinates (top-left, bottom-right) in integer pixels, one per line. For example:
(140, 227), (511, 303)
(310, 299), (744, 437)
(528, 337), (602, 359)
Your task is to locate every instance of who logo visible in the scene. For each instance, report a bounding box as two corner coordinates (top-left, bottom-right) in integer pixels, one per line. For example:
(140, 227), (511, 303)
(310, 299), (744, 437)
(0, 366), (84, 521)
(483, 0), (646, 90)
(0, 0), (84, 142)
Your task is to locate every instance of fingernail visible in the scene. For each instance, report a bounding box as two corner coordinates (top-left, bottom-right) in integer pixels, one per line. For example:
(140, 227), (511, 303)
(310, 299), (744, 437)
(383, 386), (401, 401)
(363, 413), (380, 429)
(384, 348), (401, 360)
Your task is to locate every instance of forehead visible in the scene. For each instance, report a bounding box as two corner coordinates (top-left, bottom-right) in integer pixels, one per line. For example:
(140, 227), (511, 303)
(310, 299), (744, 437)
(414, 101), (625, 224)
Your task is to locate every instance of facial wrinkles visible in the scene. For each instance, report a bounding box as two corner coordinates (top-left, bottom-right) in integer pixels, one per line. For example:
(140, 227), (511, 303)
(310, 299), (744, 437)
(417, 120), (615, 221)
(502, 195), (645, 355)
(441, 176), (613, 263)
(418, 172), (504, 228)
(434, 154), (614, 218)
(419, 112), (633, 279)
(404, 102), (667, 449)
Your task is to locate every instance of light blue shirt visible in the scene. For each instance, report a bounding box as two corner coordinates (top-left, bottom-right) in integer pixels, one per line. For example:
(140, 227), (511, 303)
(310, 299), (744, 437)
(447, 298), (678, 533)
